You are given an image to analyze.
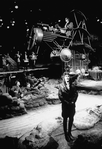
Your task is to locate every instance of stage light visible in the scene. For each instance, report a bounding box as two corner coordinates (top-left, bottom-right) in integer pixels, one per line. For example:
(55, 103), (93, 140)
(11, 10), (13, 13)
(15, 5), (18, 9)
(7, 26), (10, 29)
(11, 23), (15, 26)
(60, 48), (72, 62)
(27, 28), (29, 31)
(12, 21), (15, 23)
(0, 19), (3, 22)
(30, 9), (32, 13)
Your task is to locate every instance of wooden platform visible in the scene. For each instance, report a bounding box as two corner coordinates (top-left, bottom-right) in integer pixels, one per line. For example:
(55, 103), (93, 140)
(0, 67), (49, 76)
(0, 63), (62, 77)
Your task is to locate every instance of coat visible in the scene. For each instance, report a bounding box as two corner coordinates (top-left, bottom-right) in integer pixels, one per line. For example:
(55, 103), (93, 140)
(58, 75), (78, 118)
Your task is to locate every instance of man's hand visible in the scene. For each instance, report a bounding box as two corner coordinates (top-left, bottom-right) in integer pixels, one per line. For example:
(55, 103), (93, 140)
(64, 100), (74, 105)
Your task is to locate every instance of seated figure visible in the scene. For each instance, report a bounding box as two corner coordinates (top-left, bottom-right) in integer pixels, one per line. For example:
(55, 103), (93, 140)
(9, 81), (23, 98)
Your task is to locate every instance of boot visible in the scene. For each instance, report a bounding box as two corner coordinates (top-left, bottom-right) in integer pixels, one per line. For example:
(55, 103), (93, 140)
(67, 133), (75, 141)
(65, 135), (72, 142)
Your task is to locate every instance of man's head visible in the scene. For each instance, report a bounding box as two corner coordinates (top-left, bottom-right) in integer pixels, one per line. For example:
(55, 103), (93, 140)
(16, 80), (20, 87)
(63, 73), (70, 90)
(65, 18), (69, 23)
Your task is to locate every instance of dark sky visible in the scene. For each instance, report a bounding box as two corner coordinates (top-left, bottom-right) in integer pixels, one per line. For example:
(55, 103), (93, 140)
(0, 0), (102, 19)
(0, 0), (102, 53)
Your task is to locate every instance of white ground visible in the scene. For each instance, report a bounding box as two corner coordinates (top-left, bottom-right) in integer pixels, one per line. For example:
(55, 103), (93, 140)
(79, 80), (102, 87)
(0, 93), (102, 138)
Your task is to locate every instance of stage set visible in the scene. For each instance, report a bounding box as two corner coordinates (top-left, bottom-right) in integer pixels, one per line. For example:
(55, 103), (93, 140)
(0, 9), (102, 149)
(0, 10), (102, 82)
(0, 9), (102, 119)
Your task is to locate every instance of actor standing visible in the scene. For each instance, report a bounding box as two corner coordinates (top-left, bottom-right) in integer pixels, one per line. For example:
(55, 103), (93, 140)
(58, 72), (79, 142)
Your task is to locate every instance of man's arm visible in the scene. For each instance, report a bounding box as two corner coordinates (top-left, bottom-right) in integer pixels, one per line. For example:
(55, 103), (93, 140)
(70, 73), (82, 86)
(72, 91), (78, 103)
(58, 87), (70, 104)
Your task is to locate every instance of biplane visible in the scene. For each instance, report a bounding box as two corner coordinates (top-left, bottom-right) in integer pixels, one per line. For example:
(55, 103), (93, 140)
(27, 10), (94, 73)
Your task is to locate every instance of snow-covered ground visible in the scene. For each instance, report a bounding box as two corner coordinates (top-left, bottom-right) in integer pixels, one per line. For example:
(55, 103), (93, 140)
(0, 93), (102, 138)
(76, 93), (102, 111)
(79, 80), (102, 87)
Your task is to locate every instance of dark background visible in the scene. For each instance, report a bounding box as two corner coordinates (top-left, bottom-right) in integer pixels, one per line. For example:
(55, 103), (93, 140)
(0, 0), (102, 54)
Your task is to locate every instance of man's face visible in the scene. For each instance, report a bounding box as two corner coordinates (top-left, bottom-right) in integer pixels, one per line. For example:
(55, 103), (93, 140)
(16, 81), (20, 87)
(64, 75), (69, 82)
(65, 18), (69, 23)
(64, 75), (70, 89)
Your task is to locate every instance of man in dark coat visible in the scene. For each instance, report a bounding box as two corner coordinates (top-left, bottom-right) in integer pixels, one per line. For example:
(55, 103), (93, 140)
(58, 72), (79, 142)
